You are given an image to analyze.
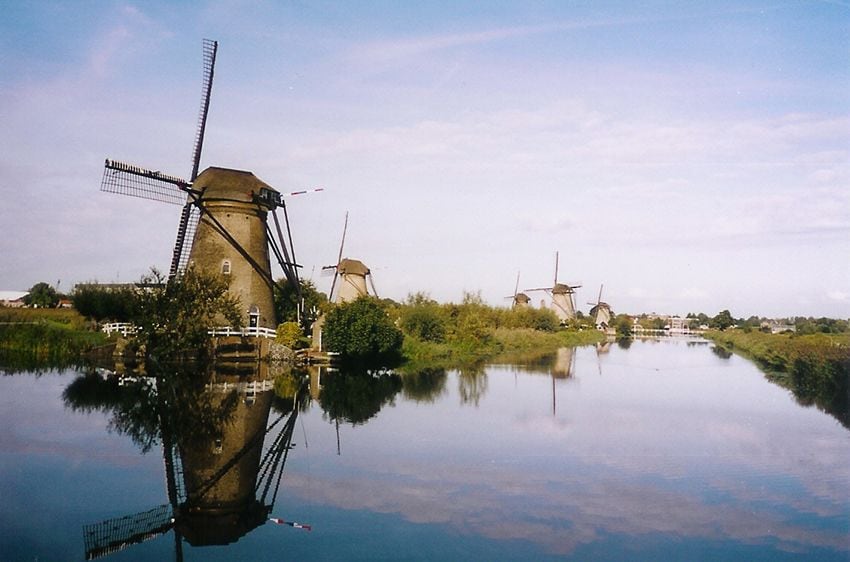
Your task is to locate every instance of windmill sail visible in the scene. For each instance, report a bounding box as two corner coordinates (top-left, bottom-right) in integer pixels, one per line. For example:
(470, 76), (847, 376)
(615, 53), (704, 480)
(328, 212), (348, 301)
(83, 504), (174, 560)
(171, 205), (201, 277)
(100, 159), (189, 205)
(170, 39), (218, 278)
(189, 39), (217, 182)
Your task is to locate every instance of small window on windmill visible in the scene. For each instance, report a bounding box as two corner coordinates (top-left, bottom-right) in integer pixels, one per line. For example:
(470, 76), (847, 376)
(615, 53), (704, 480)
(221, 260), (231, 275)
(249, 305), (259, 329)
(213, 438), (223, 455)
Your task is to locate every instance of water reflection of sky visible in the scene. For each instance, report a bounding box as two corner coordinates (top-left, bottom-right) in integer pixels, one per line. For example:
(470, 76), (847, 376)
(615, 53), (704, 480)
(285, 340), (850, 558)
(1, 339), (848, 560)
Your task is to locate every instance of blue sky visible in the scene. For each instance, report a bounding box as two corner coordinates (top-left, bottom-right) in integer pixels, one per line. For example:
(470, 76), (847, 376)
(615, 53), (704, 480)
(1, 1), (848, 318)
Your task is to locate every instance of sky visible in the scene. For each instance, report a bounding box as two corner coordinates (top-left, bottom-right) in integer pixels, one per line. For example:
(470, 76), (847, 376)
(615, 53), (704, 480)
(1, 1), (848, 319)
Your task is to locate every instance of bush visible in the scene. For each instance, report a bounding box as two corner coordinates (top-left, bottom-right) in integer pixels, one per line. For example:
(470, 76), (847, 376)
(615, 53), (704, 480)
(323, 297), (403, 361)
(400, 303), (446, 342)
(73, 284), (136, 322)
(276, 322), (303, 349)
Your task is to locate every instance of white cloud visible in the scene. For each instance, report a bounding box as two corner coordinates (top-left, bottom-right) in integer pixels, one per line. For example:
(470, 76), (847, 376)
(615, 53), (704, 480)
(827, 290), (848, 302)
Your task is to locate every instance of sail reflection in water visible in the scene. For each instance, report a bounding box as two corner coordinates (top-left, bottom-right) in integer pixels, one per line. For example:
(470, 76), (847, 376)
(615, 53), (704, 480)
(74, 362), (306, 560)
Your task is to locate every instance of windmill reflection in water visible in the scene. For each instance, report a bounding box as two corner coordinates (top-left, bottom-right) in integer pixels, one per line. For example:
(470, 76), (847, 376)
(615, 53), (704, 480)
(79, 362), (307, 560)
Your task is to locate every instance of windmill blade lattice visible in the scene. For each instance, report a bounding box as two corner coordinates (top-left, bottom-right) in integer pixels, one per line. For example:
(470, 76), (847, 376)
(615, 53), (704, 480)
(171, 204), (201, 276)
(170, 39), (218, 277)
(100, 159), (189, 205)
(83, 504), (174, 560)
(189, 39), (218, 182)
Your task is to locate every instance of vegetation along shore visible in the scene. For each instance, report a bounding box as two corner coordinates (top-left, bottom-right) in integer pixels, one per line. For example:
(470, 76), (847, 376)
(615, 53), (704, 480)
(707, 329), (849, 427)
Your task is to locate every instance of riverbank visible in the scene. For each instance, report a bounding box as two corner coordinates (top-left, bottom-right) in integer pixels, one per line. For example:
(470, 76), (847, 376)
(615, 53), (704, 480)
(400, 327), (607, 371)
(0, 308), (107, 371)
(706, 330), (849, 427)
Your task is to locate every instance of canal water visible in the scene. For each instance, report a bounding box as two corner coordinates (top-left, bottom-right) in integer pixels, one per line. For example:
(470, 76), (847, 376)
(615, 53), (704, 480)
(1, 338), (848, 560)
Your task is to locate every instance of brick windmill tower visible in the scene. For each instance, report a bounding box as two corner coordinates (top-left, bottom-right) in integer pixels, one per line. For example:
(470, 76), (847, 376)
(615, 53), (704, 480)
(526, 252), (581, 324)
(100, 40), (308, 331)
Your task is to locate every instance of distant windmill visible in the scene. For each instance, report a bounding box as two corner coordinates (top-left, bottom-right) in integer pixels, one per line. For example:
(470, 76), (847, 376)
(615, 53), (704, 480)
(100, 39), (315, 329)
(322, 213), (377, 303)
(526, 252), (581, 323)
(588, 284), (613, 330)
(505, 271), (530, 309)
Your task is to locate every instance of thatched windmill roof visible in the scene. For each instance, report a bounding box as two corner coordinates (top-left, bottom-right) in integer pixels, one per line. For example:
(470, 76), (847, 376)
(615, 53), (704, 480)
(193, 167), (275, 200)
(337, 258), (370, 276)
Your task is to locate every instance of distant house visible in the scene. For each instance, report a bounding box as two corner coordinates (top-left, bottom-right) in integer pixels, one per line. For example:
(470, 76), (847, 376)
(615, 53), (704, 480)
(0, 291), (29, 308)
(57, 299), (73, 309)
(74, 282), (162, 293)
(668, 316), (689, 332)
(761, 321), (796, 334)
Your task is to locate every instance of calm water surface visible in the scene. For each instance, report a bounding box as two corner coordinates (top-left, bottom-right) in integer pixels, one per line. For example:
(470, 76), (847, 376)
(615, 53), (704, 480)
(1, 338), (848, 560)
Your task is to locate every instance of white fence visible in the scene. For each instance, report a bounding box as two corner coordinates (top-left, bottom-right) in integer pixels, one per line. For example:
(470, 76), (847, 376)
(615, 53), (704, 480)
(101, 322), (137, 336)
(208, 326), (277, 339)
(101, 323), (276, 339)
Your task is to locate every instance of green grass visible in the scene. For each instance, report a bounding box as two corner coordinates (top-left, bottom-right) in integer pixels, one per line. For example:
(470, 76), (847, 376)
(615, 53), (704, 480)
(400, 327), (606, 372)
(706, 330), (850, 427)
(0, 307), (107, 370)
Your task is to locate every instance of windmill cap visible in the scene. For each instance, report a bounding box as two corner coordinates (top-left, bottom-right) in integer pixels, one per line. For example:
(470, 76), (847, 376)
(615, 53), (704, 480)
(552, 283), (577, 294)
(338, 258), (370, 275)
(194, 167), (276, 201)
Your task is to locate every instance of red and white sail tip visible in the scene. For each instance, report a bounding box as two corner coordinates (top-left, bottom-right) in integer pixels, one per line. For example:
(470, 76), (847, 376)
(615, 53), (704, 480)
(284, 187), (324, 197)
(269, 517), (312, 531)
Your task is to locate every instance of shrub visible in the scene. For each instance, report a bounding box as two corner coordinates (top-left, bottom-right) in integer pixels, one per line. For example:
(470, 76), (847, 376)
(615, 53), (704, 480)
(276, 322), (303, 349)
(323, 297), (403, 361)
(400, 304), (446, 342)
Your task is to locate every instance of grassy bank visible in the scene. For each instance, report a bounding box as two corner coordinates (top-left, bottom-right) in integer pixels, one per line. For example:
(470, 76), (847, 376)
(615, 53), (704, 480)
(706, 330), (849, 427)
(0, 308), (107, 371)
(401, 327), (606, 371)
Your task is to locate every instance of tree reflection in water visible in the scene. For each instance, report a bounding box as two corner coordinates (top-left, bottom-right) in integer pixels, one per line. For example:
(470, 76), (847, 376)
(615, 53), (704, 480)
(400, 367), (448, 403)
(64, 360), (308, 560)
(457, 363), (488, 406)
(317, 367), (402, 425)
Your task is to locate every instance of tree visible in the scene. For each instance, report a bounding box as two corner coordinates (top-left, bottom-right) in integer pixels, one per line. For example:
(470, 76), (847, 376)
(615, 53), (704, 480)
(130, 268), (242, 360)
(323, 297), (403, 362)
(24, 282), (58, 308)
(276, 321), (303, 349)
(400, 294), (446, 342)
(711, 309), (735, 331)
(615, 315), (632, 337)
(274, 279), (328, 328)
(73, 284), (136, 321)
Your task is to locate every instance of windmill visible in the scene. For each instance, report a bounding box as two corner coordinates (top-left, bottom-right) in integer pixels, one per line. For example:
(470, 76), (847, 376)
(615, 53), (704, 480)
(588, 284), (613, 330)
(322, 212), (378, 303)
(550, 346), (576, 416)
(526, 252), (581, 323)
(505, 271), (530, 309)
(82, 367), (306, 560)
(100, 39), (308, 330)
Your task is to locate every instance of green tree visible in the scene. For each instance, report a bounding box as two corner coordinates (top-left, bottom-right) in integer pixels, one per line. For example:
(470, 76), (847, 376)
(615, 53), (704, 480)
(72, 284), (136, 321)
(323, 297), (403, 361)
(711, 309), (735, 331)
(400, 293), (446, 342)
(615, 315), (633, 337)
(274, 279), (328, 329)
(24, 282), (58, 308)
(130, 268), (242, 360)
